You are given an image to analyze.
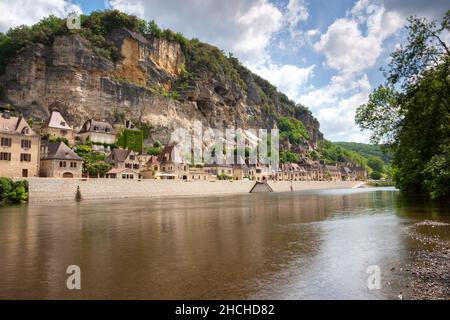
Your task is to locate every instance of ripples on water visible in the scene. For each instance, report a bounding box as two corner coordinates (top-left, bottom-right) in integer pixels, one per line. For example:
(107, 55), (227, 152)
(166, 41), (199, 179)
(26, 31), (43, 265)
(0, 187), (448, 299)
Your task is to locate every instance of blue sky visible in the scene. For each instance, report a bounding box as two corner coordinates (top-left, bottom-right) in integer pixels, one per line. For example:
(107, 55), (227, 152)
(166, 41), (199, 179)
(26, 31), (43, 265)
(0, 0), (447, 142)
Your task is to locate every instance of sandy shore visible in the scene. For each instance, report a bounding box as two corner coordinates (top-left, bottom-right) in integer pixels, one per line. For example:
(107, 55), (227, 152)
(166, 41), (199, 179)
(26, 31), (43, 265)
(27, 178), (363, 202)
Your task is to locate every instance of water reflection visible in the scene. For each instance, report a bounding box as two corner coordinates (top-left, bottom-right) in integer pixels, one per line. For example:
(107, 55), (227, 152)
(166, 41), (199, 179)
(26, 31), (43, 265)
(0, 188), (448, 299)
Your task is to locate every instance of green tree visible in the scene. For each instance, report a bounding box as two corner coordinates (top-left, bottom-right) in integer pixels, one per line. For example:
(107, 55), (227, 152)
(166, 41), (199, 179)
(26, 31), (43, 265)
(355, 12), (450, 199)
(86, 161), (112, 177)
(277, 116), (310, 144)
(370, 171), (383, 180)
(367, 157), (384, 174)
(279, 150), (300, 163)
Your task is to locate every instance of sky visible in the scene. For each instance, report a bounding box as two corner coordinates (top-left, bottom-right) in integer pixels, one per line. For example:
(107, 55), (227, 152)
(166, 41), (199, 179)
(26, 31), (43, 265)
(0, 0), (448, 142)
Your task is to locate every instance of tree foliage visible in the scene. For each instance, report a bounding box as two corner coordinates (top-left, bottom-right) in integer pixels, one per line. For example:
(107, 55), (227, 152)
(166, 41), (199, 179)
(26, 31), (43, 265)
(355, 11), (450, 199)
(318, 140), (368, 167)
(0, 178), (28, 204)
(278, 116), (310, 145)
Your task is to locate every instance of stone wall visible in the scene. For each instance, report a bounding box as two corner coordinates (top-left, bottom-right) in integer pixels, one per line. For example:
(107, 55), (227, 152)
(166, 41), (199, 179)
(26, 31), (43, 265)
(27, 178), (360, 202)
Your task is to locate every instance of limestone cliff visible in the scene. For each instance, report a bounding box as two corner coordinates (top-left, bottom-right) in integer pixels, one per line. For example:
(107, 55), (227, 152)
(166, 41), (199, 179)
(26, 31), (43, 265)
(0, 27), (323, 147)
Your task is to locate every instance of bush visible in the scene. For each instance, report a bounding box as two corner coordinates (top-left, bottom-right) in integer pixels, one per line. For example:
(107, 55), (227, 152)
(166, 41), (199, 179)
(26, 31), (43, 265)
(145, 146), (163, 156)
(370, 171), (383, 180)
(277, 116), (310, 144)
(0, 178), (28, 204)
(217, 173), (233, 180)
(279, 150), (300, 164)
(49, 136), (69, 145)
(86, 161), (112, 177)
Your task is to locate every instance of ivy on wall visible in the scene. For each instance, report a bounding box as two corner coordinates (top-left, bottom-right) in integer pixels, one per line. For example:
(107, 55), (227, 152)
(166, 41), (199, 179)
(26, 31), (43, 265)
(116, 129), (144, 152)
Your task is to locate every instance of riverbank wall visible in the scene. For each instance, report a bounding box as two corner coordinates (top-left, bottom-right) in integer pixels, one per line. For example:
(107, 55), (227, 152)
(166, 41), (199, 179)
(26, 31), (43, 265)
(27, 178), (362, 202)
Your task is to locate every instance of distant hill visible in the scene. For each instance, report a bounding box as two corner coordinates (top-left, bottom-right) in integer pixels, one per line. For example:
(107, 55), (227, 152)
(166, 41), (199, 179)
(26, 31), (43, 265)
(334, 142), (392, 164)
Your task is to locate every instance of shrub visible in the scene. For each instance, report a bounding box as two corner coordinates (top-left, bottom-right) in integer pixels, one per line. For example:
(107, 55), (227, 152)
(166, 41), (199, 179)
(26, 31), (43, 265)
(277, 116), (310, 144)
(370, 171), (383, 180)
(0, 178), (28, 204)
(217, 173), (233, 180)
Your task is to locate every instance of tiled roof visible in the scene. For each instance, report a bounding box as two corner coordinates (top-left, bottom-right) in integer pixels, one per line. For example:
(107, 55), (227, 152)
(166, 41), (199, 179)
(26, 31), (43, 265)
(324, 165), (340, 172)
(0, 113), (37, 136)
(41, 142), (83, 161)
(157, 145), (175, 162)
(42, 111), (73, 130)
(107, 167), (139, 175)
(146, 155), (160, 165)
(109, 148), (132, 162)
(79, 119), (114, 134)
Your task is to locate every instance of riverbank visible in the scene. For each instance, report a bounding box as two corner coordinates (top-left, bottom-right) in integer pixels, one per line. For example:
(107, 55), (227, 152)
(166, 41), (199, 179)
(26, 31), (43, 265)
(27, 178), (362, 202)
(403, 221), (450, 299)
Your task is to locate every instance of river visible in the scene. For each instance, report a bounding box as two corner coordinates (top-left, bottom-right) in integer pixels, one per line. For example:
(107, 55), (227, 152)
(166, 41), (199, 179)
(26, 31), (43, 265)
(0, 187), (449, 299)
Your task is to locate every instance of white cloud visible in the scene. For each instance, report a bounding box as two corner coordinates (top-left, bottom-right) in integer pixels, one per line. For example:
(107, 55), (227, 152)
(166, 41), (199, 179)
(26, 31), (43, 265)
(0, 0), (81, 33)
(250, 63), (315, 101)
(285, 0), (309, 30)
(305, 0), (410, 141)
(109, 0), (283, 64)
(316, 90), (371, 142)
(300, 73), (371, 142)
(314, 2), (403, 74)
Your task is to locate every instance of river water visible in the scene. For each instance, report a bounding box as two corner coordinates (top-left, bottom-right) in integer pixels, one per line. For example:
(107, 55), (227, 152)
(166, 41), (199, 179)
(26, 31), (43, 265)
(0, 187), (449, 299)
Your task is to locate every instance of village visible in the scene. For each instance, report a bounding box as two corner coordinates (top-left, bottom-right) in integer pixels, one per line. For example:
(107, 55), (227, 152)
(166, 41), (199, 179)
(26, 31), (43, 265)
(0, 110), (367, 183)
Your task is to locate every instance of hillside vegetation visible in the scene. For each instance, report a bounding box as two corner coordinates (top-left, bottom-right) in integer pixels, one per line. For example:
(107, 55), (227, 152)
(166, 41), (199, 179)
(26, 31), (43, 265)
(334, 142), (392, 164)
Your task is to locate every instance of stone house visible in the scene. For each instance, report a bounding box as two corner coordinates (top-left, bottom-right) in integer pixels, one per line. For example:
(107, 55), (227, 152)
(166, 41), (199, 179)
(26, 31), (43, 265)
(248, 164), (274, 181)
(188, 166), (210, 181)
(232, 164), (248, 180)
(204, 163), (233, 179)
(305, 163), (325, 181)
(105, 148), (140, 179)
(323, 164), (342, 181)
(341, 166), (357, 181)
(157, 145), (189, 179)
(40, 142), (83, 178)
(277, 163), (308, 181)
(40, 111), (74, 144)
(78, 119), (116, 145)
(349, 166), (368, 181)
(140, 155), (160, 179)
(105, 167), (139, 179)
(0, 112), (40, 178)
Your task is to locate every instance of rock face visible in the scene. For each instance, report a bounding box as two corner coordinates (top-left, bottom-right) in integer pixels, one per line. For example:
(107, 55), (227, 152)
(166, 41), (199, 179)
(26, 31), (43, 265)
(0, 28), (323, 146)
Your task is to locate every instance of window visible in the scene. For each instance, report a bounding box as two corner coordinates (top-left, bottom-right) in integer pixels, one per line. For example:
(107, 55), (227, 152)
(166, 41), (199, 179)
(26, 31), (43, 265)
(20, 154), (31, 162)
(0, 152), (11, 160)
(1, 137), (12, 147)
(125, 163), (132, 169)
(21, 140), (31, 148)
(59, 161), (67, 167)
(70, 162), (77, 168)
(133, 164), (139, 169)
(122, 174), (126, 179)
(129, 155), (135, 160)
